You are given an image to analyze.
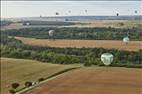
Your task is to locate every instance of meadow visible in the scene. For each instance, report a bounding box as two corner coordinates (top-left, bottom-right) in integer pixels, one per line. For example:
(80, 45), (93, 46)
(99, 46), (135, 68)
(1, 20), (142, 30)
(27, 67), (142, 94)
(1, 19), (142, 94)
(1, 57), (79, 94)
(15, 37), (142, 51)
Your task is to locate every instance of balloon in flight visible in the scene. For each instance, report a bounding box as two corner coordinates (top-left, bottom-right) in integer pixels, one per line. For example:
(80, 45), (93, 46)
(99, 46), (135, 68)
(68, 10), (71, 13)
(116, 13), (119, 16)
(134, 10), (138, 14)
(55, 12), (59, 15)
(48, 30), (55, 37)
(101, 53), (113, 66)
(123, 37), (129, 44)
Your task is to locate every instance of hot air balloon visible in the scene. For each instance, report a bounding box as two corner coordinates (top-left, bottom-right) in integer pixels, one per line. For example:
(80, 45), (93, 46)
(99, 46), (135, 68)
(48, 30), (55, 38)
(68, 10), (71, 13)
(134, 10), (138, 14)
(116, 13), (119, 16)
(25, 22), (30, 26)
(101, 53), (113, 66)
(85, 10), (87, 13)
(123, 37), (129, 44)
(55, 12), (59, 15)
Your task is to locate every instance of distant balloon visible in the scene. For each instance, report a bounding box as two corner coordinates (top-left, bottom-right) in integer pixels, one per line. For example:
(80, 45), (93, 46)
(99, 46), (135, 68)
(116, 13), (119, 16)
(26, 22), (30, 26)
(68, 10), (71, 13)
(134, 10), (138, 14)
(55, 12), (59, 15)
(48, 30), (55, 37)
(101, 53), (113, 66)
(85, 10), (87, 13)
(123, 37), (129, 44)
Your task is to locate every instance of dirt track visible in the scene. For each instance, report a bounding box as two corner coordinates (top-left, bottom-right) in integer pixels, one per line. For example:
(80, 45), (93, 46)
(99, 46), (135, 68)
(16, 37), (142, 51)
(27, 67), (142, 94)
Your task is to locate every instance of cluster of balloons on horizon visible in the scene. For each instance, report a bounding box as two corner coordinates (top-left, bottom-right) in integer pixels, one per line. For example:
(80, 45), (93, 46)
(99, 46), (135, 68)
(55, 9), (88, 16)
(53, 9), (138, 16)
(116, 10), (138, 16)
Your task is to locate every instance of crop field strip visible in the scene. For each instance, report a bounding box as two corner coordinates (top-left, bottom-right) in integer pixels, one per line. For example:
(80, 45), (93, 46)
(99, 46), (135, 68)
(27, 67), (142, 94)
(0, 57), (78, 94)
(1, 20), (141, 30)
(16, 37), (142, 51)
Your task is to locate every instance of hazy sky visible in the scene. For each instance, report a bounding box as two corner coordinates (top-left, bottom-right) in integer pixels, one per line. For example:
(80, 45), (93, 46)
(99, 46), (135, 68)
(1, 1), (142, 18)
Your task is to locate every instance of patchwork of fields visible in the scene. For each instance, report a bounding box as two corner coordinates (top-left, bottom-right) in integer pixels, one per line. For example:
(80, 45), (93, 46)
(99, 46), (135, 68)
(68, 20), (142, 28)
(1, 19), (142, 94)
(0, 58), (79, 94)
(27, 67), (142, 94)
(1, 20), (141, 30)
(16, 37), (142, 51)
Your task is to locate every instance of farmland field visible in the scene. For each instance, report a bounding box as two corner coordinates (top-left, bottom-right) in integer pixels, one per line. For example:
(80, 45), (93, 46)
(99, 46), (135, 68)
(1, 20), (141, 30)
(0, 57), (79, 94)
(27, 67), (142, 94)
(68, 20), (142, 28)
(16, 37), (142, 51)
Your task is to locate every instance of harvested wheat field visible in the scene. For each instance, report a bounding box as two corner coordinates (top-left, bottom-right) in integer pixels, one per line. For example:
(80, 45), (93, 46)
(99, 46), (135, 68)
(16, 37), (142, 51)
(1, 20), (141, 30)
(27, 67), (142, 94)
(68, 20), (142, 28)
(0, 57), (78, 94)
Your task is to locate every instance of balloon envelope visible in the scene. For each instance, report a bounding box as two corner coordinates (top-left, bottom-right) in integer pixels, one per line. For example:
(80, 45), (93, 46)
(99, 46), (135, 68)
(55, 12), (59, 15)
(134, 10), (137, 13)
(101, 53), (113, 66)
(48, 30), (55, 37)
(123, 37), (129, 43)
(116, 13), (119, 16)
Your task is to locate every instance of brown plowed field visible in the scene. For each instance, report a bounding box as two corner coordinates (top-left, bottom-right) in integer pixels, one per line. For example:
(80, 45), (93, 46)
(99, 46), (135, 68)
(16, 37), (142, 51)
(27, 67), (142, 94)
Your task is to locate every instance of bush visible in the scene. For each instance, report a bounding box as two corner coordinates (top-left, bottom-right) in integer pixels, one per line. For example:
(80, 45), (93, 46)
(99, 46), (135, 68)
(84, 62), (92, 67)
(25, 81), (32, 87)
(11, 83), (20, 89)
(9, 89), (15, 94)
(38, 78), (45, 82)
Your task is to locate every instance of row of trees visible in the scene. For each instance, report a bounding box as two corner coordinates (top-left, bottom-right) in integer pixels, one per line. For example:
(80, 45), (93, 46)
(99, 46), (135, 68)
(1, 37), (142, 68)
(22, 20), (76, 26)
(4, 27), (142, 40)
(1, 29), (142, 68)
(1, 20), (13, 26)
(9, 78), (43, 94)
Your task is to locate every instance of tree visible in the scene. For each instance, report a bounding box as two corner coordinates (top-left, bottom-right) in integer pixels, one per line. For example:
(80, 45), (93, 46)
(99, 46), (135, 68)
(9, 89), (16, 94)
(11, 83), (20, 90)
(38, 78), (45, 82)
(84, 62), (92, 67)
(25, 81), (32, 87)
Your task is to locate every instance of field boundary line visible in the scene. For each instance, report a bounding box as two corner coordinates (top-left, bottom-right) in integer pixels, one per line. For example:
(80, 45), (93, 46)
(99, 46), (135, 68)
(15, 67), (80, 94)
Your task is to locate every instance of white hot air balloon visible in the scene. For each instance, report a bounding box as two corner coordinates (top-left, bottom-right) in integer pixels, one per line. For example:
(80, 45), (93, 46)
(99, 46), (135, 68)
(101, 53), (113, 66)
(48, 30), (55, 38)
(123, 37), (129, 44)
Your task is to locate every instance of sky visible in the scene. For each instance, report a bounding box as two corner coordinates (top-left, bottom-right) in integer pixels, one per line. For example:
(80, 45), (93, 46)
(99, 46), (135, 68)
(1, 1), (142, 18)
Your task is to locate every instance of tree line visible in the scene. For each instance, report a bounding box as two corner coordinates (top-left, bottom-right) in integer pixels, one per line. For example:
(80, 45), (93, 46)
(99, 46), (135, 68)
(1, 33), (142, 68)
(4, 27), (142, 40)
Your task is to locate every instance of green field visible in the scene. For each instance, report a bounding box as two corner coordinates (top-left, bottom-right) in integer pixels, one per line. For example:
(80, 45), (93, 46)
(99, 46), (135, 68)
(1, 57), (80, 94)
